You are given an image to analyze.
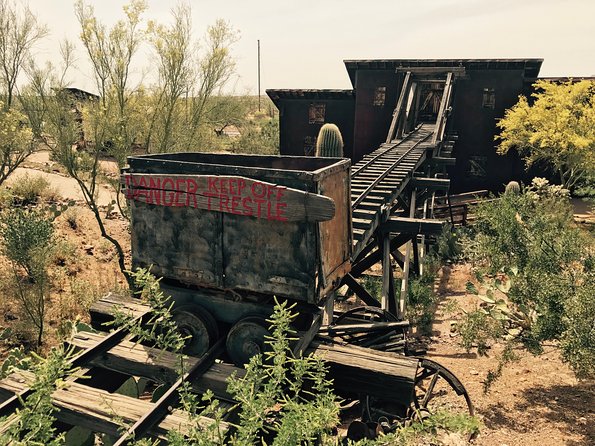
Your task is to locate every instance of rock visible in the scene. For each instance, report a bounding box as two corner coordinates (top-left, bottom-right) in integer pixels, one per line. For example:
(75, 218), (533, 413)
(469, 369), (479, 375)
(83, 244), (94, 255)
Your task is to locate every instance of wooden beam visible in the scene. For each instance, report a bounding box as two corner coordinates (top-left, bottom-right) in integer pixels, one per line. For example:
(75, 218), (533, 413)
(411, 177), (450, 191)
(399, 189), (416, 318)
(382, 217), (445, 235)
(428, 156), (456, 166)
(341, 274), (380, 307)
(386, 71), (411, 143)
(432, 72), (454, 145)
(381, 235), (392, 311)
(395, 66), (466, 76)
(350, 233), (411, 277)
(0, 371), (227, 440)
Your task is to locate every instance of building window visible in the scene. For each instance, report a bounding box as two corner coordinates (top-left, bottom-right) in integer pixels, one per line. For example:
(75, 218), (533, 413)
(373, 86), (386, 106)
(467, 156), (488, 178)
(304, 136), (317, 155)
(482, 88), (495, 109)
(308, 103), (326, 124)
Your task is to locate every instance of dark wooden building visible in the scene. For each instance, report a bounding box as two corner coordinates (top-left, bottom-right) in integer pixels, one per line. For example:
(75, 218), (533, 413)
(267, 89), (356, 159)
(267, 58), (550, 192)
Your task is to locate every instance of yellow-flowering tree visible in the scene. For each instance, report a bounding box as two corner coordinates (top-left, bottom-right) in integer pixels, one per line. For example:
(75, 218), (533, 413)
(496, 80), (595, 190)
(0, 103), (34, 186)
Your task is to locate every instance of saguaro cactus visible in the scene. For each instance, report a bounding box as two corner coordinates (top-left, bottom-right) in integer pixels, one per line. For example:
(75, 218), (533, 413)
(315, 123), (344, 157)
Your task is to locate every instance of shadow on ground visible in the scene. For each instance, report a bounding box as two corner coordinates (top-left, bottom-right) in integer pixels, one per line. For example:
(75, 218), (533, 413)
(482, 382), (594, 445)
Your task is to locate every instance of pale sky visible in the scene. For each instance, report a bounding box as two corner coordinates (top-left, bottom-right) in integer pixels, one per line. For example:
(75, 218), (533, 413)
(28, 0), (595, 94)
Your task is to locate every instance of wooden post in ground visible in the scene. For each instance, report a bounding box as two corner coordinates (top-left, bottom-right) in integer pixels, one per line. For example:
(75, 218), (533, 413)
(399, 188), (417, 318)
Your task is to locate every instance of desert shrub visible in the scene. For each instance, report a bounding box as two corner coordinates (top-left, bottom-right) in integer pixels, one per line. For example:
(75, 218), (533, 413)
(432, 223), (465, 262)
(0, 185), (12, 208)
(406, 273), (438, 336)
(460, 178), (595, 381)
(232, 117), (279, 155)
(0, 207), (53, 275)
(0, 207), (55, 346)
(8, 173), (54, 204)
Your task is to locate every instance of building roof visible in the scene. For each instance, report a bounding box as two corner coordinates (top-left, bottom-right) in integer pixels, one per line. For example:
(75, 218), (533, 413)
(343, 58), (544, 88)
(266, 89), (354, 107)
(59, 87), (100, 101)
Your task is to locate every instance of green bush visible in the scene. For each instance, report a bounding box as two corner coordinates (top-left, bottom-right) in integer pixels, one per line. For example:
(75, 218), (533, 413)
(460, 178), (595, 381)
(0, 207), (54, 277)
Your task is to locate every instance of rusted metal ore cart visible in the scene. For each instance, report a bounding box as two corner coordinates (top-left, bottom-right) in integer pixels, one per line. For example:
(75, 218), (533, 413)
(120, 152), (352, 365)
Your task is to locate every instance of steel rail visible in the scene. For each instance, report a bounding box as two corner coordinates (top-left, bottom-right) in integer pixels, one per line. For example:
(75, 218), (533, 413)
(351, 132), (432, 210)
(350, 124), (422, 178)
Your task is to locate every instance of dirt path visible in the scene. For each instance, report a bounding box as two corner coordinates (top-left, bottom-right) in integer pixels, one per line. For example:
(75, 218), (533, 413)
(428, 264), (594, 446)
(6, 151), (117, 207)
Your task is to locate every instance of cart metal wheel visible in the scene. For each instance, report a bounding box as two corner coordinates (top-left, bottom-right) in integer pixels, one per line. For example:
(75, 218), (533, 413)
(411, 358), (474, 417)
(226, 316), (270, 366)
(172, 304), (219, 357)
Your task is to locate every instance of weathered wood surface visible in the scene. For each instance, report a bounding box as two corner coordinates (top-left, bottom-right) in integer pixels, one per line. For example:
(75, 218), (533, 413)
(68, 331), (243, 402)
(0, 371), (227, 439)
(89, 292), (149, 318)
(122, 173), (335, 222)
(308, 340), (418, 402)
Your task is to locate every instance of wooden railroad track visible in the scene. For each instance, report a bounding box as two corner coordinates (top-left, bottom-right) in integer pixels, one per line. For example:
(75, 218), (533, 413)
(349, 123), (436, 258)
(0, 294), (419, 444)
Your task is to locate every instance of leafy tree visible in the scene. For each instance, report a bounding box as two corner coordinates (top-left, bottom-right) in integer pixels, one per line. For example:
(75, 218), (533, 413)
(0, 103), (34, 187)
(496, 80), (595, 190)
(75, 0), (147, 163)
(0, 0), (48, 109)
(146, 10), (240, 153)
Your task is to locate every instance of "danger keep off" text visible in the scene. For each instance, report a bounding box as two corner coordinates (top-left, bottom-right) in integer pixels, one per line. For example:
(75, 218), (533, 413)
(124, 174), (289, 221)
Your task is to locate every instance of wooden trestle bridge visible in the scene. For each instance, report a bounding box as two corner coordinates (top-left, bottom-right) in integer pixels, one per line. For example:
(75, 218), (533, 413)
(0, 67), (471, 444)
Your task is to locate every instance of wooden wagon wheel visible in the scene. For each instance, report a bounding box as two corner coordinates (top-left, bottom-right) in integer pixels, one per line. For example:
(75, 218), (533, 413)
(410, 358), (474, 417)
(172, 304), (219, 357)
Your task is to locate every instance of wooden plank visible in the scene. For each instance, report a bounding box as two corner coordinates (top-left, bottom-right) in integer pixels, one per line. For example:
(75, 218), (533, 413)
(308, 341), (417, 403)
(122, 173), (335, 222)
(68, 331), (242, 401)
(0, 371), (227, 440)
(395, 66), (466, 76)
